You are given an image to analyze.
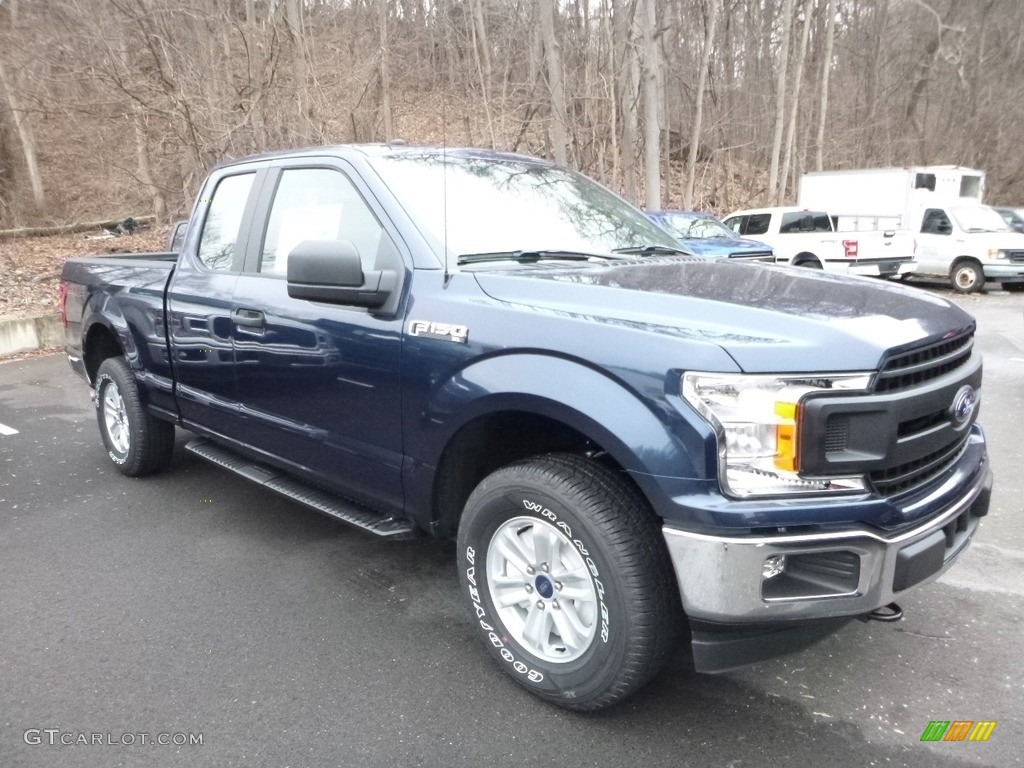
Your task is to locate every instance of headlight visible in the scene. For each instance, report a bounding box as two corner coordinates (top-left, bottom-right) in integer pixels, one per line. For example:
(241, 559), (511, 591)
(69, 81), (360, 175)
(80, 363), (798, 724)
(681, 371), (871, 498)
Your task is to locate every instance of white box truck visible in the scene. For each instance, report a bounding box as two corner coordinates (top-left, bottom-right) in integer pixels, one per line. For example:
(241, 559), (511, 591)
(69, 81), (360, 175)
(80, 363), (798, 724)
(798, 167), (1024, 293)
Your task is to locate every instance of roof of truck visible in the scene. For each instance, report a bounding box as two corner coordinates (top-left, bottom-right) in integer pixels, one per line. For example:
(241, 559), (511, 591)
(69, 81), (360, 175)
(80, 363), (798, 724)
(211, 143), (553, 172)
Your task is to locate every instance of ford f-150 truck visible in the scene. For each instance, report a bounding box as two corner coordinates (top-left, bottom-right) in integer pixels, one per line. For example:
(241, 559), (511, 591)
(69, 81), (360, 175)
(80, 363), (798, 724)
(61, 145), (992, 711)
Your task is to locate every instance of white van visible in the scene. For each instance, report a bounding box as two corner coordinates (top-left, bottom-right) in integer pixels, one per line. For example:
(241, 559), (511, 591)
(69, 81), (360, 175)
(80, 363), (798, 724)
(797, 166), (1024, 292)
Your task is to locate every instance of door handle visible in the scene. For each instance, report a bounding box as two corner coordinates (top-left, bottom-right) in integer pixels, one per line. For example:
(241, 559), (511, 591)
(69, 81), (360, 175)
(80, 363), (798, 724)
(232, 308), (265, 328)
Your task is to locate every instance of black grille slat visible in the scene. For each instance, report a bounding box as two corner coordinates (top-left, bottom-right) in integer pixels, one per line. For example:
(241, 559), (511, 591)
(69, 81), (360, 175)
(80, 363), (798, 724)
(868, 435), (969, 497)
(875, 332), (973, 393)
(1006, 250), (1024, 264)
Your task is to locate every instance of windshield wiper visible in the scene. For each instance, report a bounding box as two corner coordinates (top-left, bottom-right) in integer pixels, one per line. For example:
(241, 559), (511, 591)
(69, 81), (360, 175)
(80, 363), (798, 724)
(612, 244), (692, 256)
(457, 249), (626, 265)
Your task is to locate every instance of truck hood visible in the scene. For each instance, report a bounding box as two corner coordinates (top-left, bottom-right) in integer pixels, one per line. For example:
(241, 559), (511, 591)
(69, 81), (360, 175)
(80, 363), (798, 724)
(472, 260), (974, 373)
(951, 231), (1024, 249)
(682, 236), (772, 258)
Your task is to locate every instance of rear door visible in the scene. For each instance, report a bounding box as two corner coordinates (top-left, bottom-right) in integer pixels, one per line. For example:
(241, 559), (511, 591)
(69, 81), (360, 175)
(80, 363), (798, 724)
(167, 165), (264, 437)
(228, 158), (409, 511)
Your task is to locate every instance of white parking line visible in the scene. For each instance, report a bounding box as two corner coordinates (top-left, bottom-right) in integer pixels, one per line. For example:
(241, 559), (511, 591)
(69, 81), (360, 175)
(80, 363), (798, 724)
(0, 423), (19, 436)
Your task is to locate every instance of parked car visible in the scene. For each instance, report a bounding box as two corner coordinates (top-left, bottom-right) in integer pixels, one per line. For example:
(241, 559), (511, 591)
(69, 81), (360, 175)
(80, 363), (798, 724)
(723, 206), (915, 278)
(994, 207), (1024, 234)
(647, 210), (773, 261)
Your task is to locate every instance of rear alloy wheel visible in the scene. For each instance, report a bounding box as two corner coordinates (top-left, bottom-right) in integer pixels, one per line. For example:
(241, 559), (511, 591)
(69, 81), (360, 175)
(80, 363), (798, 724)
(457, 454), (682, 711)
(951, 261), (984, 293)
(95, 357), (175, 476)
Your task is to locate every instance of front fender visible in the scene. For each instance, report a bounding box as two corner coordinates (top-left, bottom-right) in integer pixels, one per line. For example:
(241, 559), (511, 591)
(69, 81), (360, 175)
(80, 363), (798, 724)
(408, 352), (717, 523)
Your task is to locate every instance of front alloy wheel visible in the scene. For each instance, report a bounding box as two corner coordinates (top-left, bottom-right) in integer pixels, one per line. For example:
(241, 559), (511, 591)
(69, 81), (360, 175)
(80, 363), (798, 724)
(487, 516), (599, 663)
(457, 453), (683, 711)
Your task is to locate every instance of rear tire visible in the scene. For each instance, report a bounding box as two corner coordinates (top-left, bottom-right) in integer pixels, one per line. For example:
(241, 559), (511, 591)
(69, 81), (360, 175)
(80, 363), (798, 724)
(950, 260), (984, 293)
(95, 357), (175, 476)
(457, 453), (683, 711)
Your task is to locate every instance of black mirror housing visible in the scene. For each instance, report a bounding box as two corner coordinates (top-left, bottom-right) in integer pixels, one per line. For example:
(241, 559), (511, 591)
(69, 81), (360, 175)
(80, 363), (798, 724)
(286, 240), (395, 308)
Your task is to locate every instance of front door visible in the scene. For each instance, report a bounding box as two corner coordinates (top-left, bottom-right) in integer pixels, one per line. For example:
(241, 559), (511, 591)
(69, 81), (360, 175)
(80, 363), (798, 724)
(229, 162), (408, 512)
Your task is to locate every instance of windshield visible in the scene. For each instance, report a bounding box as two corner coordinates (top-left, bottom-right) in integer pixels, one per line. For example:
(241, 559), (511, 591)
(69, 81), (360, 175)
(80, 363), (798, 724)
(661, 214), (734, 240)
(950, 205), (1011, 233)
(366, 151), (680, 264)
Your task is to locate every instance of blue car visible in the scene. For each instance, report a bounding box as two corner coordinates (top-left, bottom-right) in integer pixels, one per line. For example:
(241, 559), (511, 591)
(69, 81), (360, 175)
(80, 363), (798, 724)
(648, 210), (774, 261)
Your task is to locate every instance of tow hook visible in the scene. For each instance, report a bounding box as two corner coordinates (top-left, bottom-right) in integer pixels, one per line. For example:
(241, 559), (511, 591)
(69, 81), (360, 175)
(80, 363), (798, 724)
(859, 602), (903, 623)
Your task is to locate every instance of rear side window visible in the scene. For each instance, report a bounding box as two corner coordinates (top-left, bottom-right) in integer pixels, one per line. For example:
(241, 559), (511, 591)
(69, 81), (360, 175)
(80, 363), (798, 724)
(197, 173), (255, 270)
(780, 211), (832, 233)
(744, 214), (771, 236)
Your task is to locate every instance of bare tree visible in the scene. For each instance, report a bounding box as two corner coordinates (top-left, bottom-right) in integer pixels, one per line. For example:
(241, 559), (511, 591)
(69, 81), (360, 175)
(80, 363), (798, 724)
(684, 0), (719, 209)
(768, 0), (795, 200)
(814, 0), (837, 171)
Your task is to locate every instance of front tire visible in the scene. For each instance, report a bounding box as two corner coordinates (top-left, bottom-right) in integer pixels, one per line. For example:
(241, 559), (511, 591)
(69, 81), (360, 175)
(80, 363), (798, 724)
(950, 260), (985, 293)
(457, 454), (682, 711)
(95, 357), (175, 476)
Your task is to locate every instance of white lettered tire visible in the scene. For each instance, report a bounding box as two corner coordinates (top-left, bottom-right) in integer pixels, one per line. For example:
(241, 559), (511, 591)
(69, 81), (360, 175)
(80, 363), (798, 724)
(95, 357), (175, 476)
(457, 454), (682, 710)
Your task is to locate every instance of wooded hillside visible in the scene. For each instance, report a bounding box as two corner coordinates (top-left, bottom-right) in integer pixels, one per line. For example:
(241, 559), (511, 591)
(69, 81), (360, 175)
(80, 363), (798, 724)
(0, 0), (1021, 229)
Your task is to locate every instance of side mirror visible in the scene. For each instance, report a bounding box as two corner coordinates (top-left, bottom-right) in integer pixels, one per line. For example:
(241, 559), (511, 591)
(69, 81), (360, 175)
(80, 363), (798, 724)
(936, 223), (952, 235)
(167, 219), (188, 251)
(286, 240), (397, 308)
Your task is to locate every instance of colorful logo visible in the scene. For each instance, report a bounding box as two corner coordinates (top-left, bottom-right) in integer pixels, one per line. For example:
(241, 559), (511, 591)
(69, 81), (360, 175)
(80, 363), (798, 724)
(920, 721), (997, 742)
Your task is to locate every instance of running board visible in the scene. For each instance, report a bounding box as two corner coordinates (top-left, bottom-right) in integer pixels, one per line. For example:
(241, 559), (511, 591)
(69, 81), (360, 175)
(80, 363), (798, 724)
(184, 437), (419, 540)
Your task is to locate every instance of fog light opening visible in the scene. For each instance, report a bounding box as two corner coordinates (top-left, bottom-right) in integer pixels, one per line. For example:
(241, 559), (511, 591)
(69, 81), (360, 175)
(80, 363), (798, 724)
(762, 554), (788, 580)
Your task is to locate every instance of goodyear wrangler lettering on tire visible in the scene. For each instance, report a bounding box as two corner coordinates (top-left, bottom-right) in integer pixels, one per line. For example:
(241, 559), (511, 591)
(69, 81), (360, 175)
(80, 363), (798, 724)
(456, 454), (682, 711)
(464, 545), (545, 684)
(520, 497), (610, 645)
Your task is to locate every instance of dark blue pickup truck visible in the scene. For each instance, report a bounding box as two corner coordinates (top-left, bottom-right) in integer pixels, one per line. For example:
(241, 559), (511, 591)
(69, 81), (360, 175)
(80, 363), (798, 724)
(60, 145), (992, 711)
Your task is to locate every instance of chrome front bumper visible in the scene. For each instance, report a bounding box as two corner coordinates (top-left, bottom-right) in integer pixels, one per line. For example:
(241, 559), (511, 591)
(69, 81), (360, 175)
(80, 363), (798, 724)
(663, 463), (992, 624)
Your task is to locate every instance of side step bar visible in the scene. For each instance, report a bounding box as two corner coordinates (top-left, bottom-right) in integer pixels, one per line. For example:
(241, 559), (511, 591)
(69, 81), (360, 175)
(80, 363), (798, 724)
(184, 437), (419, 540)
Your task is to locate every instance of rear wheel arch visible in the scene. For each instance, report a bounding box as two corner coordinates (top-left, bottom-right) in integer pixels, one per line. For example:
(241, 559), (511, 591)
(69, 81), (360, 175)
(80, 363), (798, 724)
(84, 322), (123, 383)
(793, 252), (822, 269)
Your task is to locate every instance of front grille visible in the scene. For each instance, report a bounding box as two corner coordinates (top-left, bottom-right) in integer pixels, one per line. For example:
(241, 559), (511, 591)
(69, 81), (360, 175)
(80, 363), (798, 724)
(868, 434), (970, 497)
(875, 331), (974, 393)
(1006, 250), (1024, 264)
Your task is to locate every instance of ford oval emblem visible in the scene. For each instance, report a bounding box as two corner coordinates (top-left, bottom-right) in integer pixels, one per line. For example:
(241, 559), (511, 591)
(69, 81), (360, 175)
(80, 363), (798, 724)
(950, 385), (978, 426)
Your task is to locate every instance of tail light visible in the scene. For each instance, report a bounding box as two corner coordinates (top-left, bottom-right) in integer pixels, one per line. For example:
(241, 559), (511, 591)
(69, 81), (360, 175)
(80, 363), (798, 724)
(842, 240), (859, 258)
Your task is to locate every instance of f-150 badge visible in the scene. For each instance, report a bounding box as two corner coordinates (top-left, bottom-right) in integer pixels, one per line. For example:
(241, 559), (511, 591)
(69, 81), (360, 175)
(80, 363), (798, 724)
(408, 320), (468, 343)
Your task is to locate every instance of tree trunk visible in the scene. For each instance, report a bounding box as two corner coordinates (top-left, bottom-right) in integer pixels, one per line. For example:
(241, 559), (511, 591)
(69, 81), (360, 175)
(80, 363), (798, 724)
(540, 0), (568, 165)
(378, 0), (394, 141)
(684, 0), (719, 209)
(639, 0), (660, 210)
(768, 0), (794, 200)
(133, 109), (167, 221)
(285, 0), (311, 142)
(612, 0), (639, 202)
(0, 57), (44, 208)
(814, 0), (836, 171)
(778, 0), (813, 203)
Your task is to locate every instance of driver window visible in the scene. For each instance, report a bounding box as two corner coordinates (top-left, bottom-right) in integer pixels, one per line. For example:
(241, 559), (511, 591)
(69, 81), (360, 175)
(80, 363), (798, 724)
(259, 168), (386, 275)
(921, 209), (952, 235)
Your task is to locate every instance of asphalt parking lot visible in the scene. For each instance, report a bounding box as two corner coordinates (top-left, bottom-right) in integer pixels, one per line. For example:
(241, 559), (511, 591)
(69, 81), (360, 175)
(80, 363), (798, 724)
(1, 283), (1021, 768)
